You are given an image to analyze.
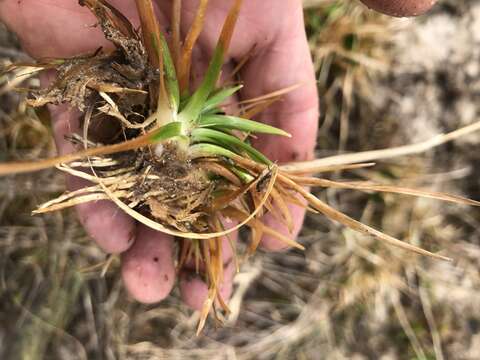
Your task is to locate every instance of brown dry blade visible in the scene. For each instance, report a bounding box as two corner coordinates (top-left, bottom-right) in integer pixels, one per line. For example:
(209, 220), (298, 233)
(194, 240), (201, 274)
(241, 98), (279, 119)
(270, 187), (294, 233)
(178, 0), (210, 93)
(211, 167), (270, 211)
(216, 291), (231, 315)
(262, 197), (286, 229)
(89, 83), (148, 94)
(227, 43), (257, 81)
(80, 0), (136, 38)
(201, 239), (214, 282)
(197, 287), (215, 335)
(278, 174), (452, 261)
(0, 62), (57, 77)
(280, 162), (376, 175)
(274, 183), (312, 210)
(290, 176), (480, 207)
(135, 0), (162, 68)
(249, 222), (264, 255)
(201, 161), (243, 187)
(177, 239), (189, 270)
(238, 83), (302, 106)
(222, 206), (305, 250)
(196, 221), (229, 334)
(217, 0), (243, 57)
(0, 131), (152, 176)
(171, 0), (182, 71)
(249, 188), (265, 219)
(211, 186), (245, 212)
(281, 120), (480, 173)
(34, 193), (112, 213)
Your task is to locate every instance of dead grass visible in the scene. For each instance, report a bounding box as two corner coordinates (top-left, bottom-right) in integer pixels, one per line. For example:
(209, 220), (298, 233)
(1, 1), (480, 359)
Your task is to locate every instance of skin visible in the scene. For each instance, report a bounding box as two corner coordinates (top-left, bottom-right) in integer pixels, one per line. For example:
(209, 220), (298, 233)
(0, 0), (433, 309)
(359, 0), (437, 17)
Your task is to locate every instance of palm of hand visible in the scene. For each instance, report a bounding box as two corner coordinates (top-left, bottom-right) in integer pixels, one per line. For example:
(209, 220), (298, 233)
(0, 0), (318, 307)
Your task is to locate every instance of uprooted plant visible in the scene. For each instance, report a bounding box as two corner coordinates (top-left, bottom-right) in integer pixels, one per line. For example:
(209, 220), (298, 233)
(1, 0), (479, 333)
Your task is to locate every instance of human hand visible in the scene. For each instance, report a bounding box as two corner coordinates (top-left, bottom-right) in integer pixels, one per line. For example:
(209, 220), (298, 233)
(0, 0), (318, 309)
(359, 0), (437, 17)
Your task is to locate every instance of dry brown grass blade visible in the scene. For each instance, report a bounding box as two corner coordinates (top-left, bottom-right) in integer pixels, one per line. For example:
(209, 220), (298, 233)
(248, 221), (264, 255)
(201, 162), (242, 187)
(238, 83), (302, 105)
(278, 174), (452, 261)
(171, 0), (182, 70)
(280, 162), (376, 175)
(1, 62), (50, 77)
(274, 182), (311, 210)
(178, 239), (190, 271)
(210, 165), (271, 212)
(34, 194), (113, 213)
(197, 287), (215, 335)
(89, 83), (148, 94)
(290, 177), (480, 207)
(98, 166), (278, 240)
(270, 188), (294, 233)
(211, 186), (247, 212)
(135, 0), (162, 68)
(227, 44), (256, 80)
(262, 197), (287, 230)
(222, 206), (305, 250)
(217, 0), (243, 56)
(178, 0), (209, 93)
(241, 98), (279, 119)
(0, 132), (152, 176)
(283, 119), (480, 172)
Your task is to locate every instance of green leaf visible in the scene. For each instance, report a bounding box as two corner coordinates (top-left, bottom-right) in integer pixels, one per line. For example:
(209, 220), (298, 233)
(152, 33), (180, 112)
(189, 143), (238, 160)
(202, 84), (243, 113)
(149, 121), (184, 143)
(191, 128), (271, 164)
(179, 0), (243, 124)
(160, 34), (180, 112)
(179, 45), (225, 122)
(198, 115), (291, 137)
(226, 164), (254, 183)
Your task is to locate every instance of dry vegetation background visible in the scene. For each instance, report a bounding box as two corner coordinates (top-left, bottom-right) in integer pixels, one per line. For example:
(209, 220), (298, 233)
(1, 0), (480, 359)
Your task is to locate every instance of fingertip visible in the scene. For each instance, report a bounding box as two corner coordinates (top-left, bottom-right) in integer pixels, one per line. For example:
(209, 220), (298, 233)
(121, 227), (175, 304)
(75, 198), (136, 254)
(179, 261), (235, 311)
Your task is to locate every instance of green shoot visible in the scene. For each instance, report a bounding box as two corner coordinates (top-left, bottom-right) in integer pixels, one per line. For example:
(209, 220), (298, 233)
(202, 84), (244, 113)
(179, 0), (243, 123)
(149, 121), (184, 142)
(198, 114), (291, 137)
(191, 128), (271, 164)
(189, 143), (239, 160)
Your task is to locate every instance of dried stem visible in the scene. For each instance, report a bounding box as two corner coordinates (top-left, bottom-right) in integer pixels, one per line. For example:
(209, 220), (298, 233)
(135, 0), (162, 68)
(178, 0), (209, 93)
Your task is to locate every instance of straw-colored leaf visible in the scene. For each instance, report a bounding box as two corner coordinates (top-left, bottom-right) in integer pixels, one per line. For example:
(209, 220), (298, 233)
(291, 177), (480, 207)
(202, 84), (244, 113)
(279, 174), (452, 261)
